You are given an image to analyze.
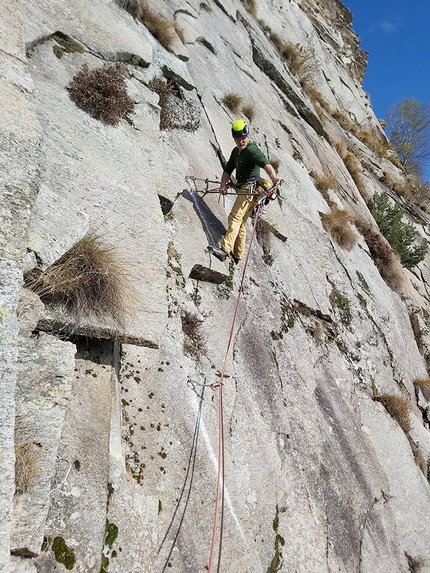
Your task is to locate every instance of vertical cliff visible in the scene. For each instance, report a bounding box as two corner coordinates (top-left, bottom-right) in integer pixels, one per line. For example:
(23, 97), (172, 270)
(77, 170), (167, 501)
(1, 0), (430, 572)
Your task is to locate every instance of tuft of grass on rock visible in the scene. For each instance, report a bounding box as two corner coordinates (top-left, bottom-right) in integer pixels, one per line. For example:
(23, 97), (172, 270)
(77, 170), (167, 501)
(240, 0), (257, 17)
(342, 152), (364, 192)
(270, 158), (280, 173)
(413, 378), (430, 401)
(68, 63), (134, 125)
(405, 552), (424, 573)
(321, 206), (359, 251)
(15, 441), (41, 494)
(374, 393), (411, 434)
(241, 102), (255, 122)
(140, 1), (176, 49)
(26, 232), (133, 322)
(312, 173), (336, 194)
(222, 92), (242, 113)
(117, 0), (176, 50)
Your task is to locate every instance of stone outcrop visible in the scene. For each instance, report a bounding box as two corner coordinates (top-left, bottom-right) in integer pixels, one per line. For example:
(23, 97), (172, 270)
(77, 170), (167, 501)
(2, 0), (430, 572)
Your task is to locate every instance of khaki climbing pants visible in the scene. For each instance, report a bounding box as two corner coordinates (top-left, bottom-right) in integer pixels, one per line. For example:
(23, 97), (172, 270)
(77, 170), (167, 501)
(221, 193), (257, 260)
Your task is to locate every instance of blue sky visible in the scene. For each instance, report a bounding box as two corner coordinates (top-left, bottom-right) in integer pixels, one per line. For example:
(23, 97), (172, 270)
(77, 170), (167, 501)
(344, 0), (430, 178)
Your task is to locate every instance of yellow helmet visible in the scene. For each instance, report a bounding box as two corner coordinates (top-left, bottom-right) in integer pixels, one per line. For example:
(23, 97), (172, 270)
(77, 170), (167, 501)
(231, 119), (249, 139)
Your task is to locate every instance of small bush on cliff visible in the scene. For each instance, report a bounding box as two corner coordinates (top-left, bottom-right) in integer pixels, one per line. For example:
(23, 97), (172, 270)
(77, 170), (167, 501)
(148, 77), (175, 130)
(354, 218), (406, 293)
(374, 393), (411, 434)
(26, 233), (132, 321)
(68, 63), (134, 125)
(368, 192), (428, 269)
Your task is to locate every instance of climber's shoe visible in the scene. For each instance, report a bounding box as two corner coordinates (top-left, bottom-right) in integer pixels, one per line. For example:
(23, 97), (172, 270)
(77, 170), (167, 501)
(208, 245), (228, 262)
(230, 252), (241, 265)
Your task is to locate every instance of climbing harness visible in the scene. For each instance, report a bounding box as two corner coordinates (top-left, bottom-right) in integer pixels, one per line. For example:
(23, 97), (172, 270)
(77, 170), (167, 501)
(206, 178), (282, 573)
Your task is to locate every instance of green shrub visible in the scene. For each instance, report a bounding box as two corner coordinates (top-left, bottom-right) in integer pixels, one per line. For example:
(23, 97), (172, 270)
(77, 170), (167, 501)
(368, 192), (428, 269)
(68, 63), (134, 125)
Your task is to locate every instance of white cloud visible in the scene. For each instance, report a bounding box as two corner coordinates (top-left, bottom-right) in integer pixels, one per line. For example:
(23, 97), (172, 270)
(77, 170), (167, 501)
(379, 20), (397, 33)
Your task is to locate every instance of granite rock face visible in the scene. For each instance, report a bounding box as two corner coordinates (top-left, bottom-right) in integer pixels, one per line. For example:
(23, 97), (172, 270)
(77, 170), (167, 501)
(1, 0), (430, 572)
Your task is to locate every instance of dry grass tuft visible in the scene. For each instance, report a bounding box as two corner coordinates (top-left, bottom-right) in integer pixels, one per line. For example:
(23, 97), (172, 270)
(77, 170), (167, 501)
(15, 442), (41, 494)
(26, 233), (133, 321)
(280, 42), (306, 76)
(141, 2), (176, 49)
(222, 92), (243, 113)
(380, 171), (402, 194)
(68, 63), (134, 125)
(313, 173), (336, 193)
(258, 220), (276, 236)
(359, 129), (388, 156)
(405, 552), (425, 573)
(241, 102), (256, 122)
(374, 394), (411, 433)
(240, 0), (257, 17)
(270, 158), (280, 173)
(321, 206), (359, 251)
(148, 77), (175, 130)
(305, 86), (331, 116)
(334, 139), (347, 158)
(116, 0), (176, 49)
(413, 378), (430, 401)
(342, 153), (364, 191)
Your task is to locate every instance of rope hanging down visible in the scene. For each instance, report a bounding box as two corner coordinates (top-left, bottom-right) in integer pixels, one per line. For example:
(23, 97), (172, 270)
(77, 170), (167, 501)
(206, 179), (282, 573)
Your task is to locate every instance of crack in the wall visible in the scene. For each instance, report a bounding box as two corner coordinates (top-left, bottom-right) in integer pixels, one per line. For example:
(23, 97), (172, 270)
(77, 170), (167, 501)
(26, 31), (150, 67)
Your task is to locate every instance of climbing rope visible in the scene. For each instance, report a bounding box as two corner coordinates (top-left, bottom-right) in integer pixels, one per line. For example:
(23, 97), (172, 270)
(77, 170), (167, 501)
(207, 179), (282, 573)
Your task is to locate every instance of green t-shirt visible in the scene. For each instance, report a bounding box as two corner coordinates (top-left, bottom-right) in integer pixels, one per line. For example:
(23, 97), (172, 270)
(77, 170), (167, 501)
(225, 141), (268, 184)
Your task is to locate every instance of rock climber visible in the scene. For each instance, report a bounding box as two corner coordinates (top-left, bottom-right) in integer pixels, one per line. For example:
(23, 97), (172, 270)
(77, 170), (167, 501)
(210, 119), (280, 264)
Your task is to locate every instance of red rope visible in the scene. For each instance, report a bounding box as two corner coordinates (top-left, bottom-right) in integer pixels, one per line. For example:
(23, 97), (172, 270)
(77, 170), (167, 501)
(207, 202), (263, 573)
